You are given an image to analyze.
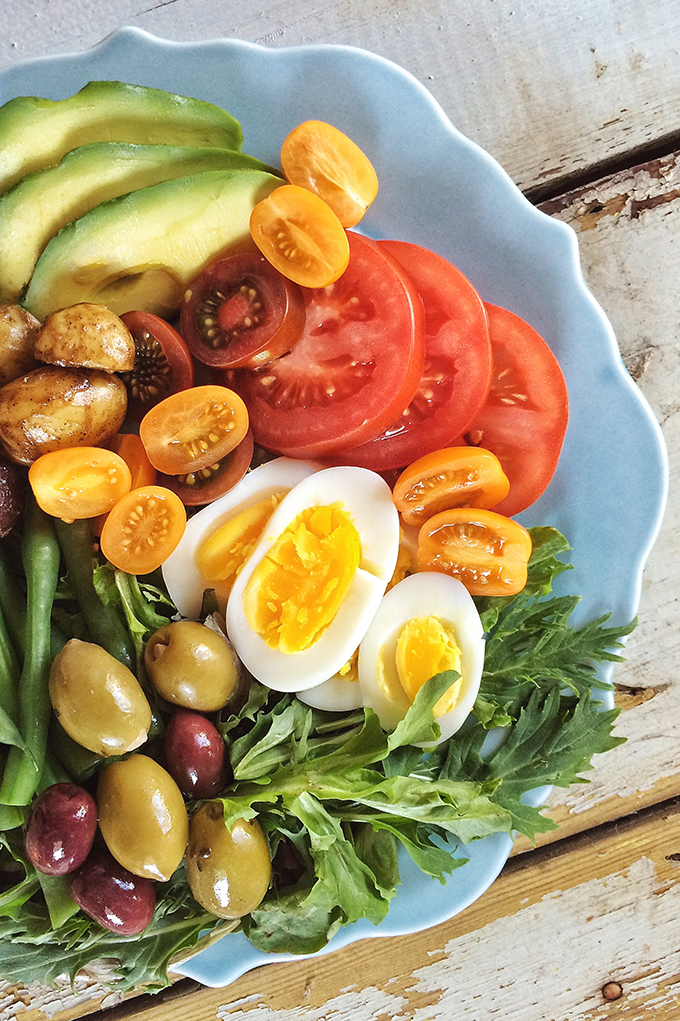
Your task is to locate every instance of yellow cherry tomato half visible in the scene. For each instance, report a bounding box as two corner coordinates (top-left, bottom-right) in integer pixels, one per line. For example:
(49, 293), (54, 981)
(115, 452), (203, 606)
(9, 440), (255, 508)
(100, 485), (186, 575)
(249, 184), (350, 288)
(417, 507), (532, 597)
(28, 446), (132, 521)
(138, 385), (249, 476)
(280, 120), (379, 228)
(393, 446), (510, 527)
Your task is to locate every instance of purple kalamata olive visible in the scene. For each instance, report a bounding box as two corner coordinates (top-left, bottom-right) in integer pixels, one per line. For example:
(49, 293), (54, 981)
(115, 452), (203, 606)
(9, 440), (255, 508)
(70, 847), (156, 935)
(24, 782), (97, 876)
(163, 707), (230, 799)
(0, 453), (24, 537)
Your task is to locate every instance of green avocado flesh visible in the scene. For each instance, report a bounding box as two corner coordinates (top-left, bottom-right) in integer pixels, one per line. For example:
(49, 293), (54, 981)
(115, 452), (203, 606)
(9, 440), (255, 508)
(0, 80), (243, 196)
(0, 142), (279, 303)
(22, 170), (281, 320)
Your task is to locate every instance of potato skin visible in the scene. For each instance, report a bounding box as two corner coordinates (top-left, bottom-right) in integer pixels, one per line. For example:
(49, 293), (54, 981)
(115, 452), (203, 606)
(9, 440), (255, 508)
(0, 365), (127, 465)
(0, 304), (39, 386)
(35, 303), (135, 373)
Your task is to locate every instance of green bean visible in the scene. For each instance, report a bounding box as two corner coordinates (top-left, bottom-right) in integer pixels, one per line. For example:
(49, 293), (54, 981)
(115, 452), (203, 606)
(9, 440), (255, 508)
(53, 518), (135, 672)
(0, 601), (19, 723)
(0, 497), (61, 806)
(0, 542), (26, 658)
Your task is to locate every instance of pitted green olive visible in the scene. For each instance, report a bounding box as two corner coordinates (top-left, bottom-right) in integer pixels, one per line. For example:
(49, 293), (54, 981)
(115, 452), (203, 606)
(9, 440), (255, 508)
(144, 620), (241, 712)
(186, 803), (271, 918)
(97, 754), (188, 882)
(49, 639), (151, 757)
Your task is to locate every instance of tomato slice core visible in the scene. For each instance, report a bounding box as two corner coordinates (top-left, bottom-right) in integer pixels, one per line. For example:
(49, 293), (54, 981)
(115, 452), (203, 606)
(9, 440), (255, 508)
(330, 241), (492, 471)
(227, 233), (425, 458)
(460, 303), (569, 517)
(180, 253), (306, 369)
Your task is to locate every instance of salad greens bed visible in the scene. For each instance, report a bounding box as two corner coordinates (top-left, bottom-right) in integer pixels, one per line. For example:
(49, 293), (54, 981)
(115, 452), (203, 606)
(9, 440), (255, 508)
(0, 509), (632, 991)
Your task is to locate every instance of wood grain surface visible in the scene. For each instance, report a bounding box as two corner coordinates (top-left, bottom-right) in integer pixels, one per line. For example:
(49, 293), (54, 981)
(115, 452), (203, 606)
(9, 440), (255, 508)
(0, 1), (676, 1017)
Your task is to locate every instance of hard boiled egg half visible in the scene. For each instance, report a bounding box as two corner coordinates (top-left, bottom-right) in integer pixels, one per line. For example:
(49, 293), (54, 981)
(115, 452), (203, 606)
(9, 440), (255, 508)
(226, 466), (399, 693)
(162, 458), (319, 619)
(358, 571), (485, 744)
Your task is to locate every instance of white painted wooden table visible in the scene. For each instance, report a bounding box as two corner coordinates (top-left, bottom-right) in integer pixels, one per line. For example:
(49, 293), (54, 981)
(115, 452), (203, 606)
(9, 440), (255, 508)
(0, 1), (678, 1019)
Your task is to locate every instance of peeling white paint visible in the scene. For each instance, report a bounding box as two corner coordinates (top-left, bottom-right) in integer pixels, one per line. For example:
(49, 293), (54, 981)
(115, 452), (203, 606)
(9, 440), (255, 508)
(0, 972), (122, 1021)
(213, 857), (680, 1021)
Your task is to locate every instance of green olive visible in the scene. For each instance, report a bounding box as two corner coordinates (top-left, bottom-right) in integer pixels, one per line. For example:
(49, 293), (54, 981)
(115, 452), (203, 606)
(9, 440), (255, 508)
(186, 803), (271, 918)
(144, 620), (241, 712)
(49, 639), (151, 757)
(98, 754), (188, 882)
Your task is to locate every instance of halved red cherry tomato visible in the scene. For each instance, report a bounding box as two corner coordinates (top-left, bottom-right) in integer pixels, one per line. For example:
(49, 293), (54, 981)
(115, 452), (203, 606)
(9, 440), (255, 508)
(180, 253), (305, 369)
(100, 485), (186, 575)
(28, 447), (132, 521)
(158, 428), (254, 506)
(417, 507), (532, 597)
(280, 120), (379, 227)
(393, 446), (510, 527)
(119, 312), (194, 420)
(139, 385), (249, 476)
(227, 232), (425, 458)
(460, 303), (569, 517)
(250, 184), (350, 287)
(331, 241), (492, 471)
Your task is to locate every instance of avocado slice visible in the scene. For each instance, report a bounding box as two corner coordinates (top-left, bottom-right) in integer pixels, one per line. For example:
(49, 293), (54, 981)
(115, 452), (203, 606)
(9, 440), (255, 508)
(0, 142), (279, 303)
(22, 170), (281, 321)
(0, 80), (243, 196)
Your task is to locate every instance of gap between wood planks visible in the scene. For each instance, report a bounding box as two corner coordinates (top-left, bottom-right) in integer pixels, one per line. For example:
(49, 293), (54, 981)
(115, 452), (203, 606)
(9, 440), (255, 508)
(524, 125), (680, 205)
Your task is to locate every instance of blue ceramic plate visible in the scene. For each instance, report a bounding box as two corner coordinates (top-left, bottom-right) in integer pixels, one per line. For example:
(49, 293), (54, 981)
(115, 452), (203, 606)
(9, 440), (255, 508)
(0, 28), (668, 988)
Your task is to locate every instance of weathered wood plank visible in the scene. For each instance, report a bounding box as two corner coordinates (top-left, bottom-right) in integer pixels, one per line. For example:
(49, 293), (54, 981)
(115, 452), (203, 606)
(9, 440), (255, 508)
(16, 799), (679, 1021)
(3, 0), (680, 194)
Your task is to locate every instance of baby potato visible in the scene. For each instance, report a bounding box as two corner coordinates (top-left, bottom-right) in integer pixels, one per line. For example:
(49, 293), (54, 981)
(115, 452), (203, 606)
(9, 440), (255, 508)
(35, 303), (136, 373)
(0, 304), (39, 386)
(0, 365), (127, 465)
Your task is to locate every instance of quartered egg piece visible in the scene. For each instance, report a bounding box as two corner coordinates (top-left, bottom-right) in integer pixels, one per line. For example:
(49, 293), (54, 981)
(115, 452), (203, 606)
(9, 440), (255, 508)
(162, 457), (320, 619)
(296, 658), (363, 711)
(226, 466), (400, 692)
(358, 571), (485, 744)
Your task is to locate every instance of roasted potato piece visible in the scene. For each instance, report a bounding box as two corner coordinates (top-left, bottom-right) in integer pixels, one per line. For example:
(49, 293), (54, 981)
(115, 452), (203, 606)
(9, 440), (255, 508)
(0, 305), (40, 386)
(0, 366), (127, 465)
(35, 303), (136, 373)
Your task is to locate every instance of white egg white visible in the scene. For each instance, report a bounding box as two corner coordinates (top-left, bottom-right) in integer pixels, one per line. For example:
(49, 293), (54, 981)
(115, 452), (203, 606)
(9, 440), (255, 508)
(358, 571), (486, 744)
(226, 466), (400, 693)
(296, 670), (364, 711)
(162, 458), (320, 619)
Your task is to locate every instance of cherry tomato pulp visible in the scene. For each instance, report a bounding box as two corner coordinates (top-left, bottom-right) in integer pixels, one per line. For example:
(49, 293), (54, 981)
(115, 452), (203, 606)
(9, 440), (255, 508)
(180, 253), (306, 369)
(460, 303), (569, 517)
(139, 385), (249, 476)
(393, 446), (510, 527)
(331, 241), (492, 471)
(280, 120), (379, 228)
(250, 184), (350, 288)
(100, 485), (186, 575)
(417, 507), (533, 597)
(159, 428), (254, 506)
(120, 311), (194, 420)
(28, 447), (132, 521)
(228, 232), (425, 458)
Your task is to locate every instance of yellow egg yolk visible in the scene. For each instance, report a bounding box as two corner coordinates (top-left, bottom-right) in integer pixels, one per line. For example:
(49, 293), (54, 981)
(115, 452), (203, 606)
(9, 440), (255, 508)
(389, 616), (462, 716)
(196, 492), (286, 592)
(242, 502), (361, 654)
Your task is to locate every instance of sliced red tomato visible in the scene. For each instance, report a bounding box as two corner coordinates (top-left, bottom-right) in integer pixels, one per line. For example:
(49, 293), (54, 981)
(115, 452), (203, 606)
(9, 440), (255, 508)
(119, 311), (194, 421)
(158, 428), (254, 506)
(329, 240), (492, 471)
(459, 303), (569, 517)
(226, 232), (425, 458)
(180, 252), (306, 369)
